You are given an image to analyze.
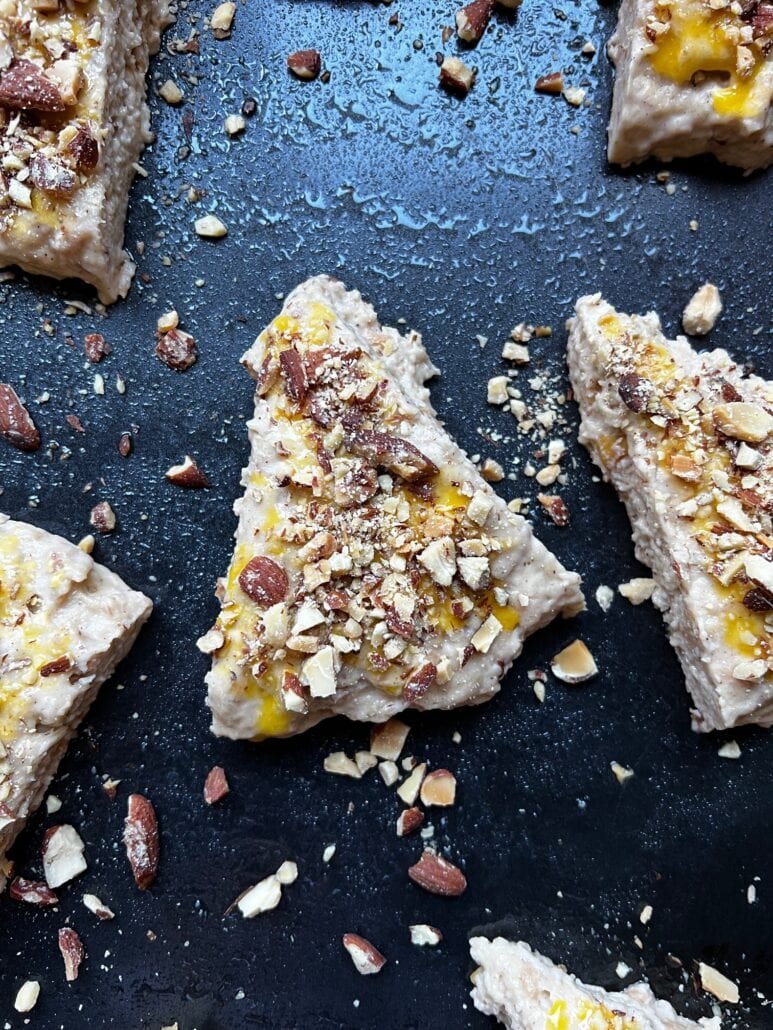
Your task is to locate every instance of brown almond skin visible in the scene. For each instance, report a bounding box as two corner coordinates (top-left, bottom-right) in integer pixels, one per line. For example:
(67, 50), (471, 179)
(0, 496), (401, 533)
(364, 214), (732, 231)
(40, 656), (72, 678)
(238, 555), (289, 606)
(155, 329), (198, 371)
(0, 59), (66, 111)
(0, 383), (41, 451)
(456, 0), (495, 42)
(9, 877), (59, 907)
(279, 347), (309, 403)
(84, 332), (111, 363)
(408, 851), (467, 896)
(346, 429), (438, 482)
(534, 72), (564, 94)
(287, 49), (322, 80)
(342, 933), (387, 973)
(58, 927), (85, 982)
(203, 766), (230, 805)
(166, 456), (210, 488)
(397, 807), (425, 837)
(123, 794), (159, 891)
(404, 662), (437, 702)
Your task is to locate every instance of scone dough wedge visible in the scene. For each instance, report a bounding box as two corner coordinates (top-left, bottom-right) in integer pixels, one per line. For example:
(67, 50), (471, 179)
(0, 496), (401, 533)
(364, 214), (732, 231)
(470, 937), (720, 1029)
(0, 515), (152, 890)
(568, 294), (772, 732)
(607, 0), (773, 170)
(0, 0), (176, 302)
(203, 276), (584, 741)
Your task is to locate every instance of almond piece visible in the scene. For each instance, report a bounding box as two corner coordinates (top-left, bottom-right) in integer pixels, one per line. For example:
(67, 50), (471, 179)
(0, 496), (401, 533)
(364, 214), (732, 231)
(235, 874), (282, 918)
(537, 492), (570, 526)
(456, 0), (495, 43)
(0, 383), (41, 451)
(0, 60), (65, 111)
(420, 769), (457, 807)
(194, 214), (228, 237)
(439, 56), (476, 95)
(409, 923), (443, 946)
(211, 1), (236, 38)
(713, 403), (773, 443)
(535, 71), (564, 94)
(84, 332), (111, 363)
(123, 794), (159, 891)
(90, 501), (116, 533)
(396, 806), (425, 837)
(347, 429), (438, 482)
(238, 556), (289, 606)
(9, 877), (59, 907)
(287, 49), (322, 80)
(698, 962), (739, 1004)
(370, 718), (410, 761)
(83, 893), (115, 920)
(42, 825), (87, 888)
(14, 980), (40, 1014)
(203, 766), (229, 805)
(165, 455), (210, 488)
(682, 283), (722, 336)
(397, 762), (426, 804)
(408, 851), (467, 897)
(551, 639), (598, 683)
(404, 662), (437, 702)
(342, 933), (387, 975)
(155, 328), (198, 371)
(58, 927), (84, 982)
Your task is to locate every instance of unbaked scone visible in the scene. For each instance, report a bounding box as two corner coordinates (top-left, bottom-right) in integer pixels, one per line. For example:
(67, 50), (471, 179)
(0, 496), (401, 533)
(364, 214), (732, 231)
(0, 0), (175, 302)
(607, 0), (773, 170)
(567, 294), (772, 732)
(0, 515), (152, 890)
(470, 937), (720, 1029)
(202, 276), (584, 740)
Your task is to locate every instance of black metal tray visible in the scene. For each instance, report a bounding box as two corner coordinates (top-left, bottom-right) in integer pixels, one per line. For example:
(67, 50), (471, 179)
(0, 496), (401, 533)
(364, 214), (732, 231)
(0, 1), (770, 1027)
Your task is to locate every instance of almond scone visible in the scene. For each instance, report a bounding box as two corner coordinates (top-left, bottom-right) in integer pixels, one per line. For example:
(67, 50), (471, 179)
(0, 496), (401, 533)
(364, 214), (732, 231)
(0, 515), (152, 890)
(607, 0), (773, 170)
(0, 0), (175, 302)
(470, 938), (720, 1029)
(202, 276), (584, 741)
(568, 294), (772, 732)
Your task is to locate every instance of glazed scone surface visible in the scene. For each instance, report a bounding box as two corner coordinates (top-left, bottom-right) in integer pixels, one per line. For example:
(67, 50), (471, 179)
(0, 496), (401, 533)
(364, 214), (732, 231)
(470, 937), (720, 1029)
(0, 515), (152, 890)
(607, 0), (773, 169)
(0, 0), (175, 302)
(203, 276), (584, 741)
(567, 294), (772, 732)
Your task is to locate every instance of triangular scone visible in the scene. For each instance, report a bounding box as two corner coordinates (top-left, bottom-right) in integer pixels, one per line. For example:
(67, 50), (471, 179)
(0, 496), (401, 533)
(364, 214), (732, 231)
(0, 515), (151, 890)
(568, 294), (772, 732)
(203, 276), (584, 741)
(470, 938), (720, 1029)
(0, 1), (175, 302)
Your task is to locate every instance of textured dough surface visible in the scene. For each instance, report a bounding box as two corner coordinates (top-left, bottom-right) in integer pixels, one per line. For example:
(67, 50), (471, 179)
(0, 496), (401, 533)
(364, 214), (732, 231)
(470, 937), (720, 1029)
(204, 276), (584, 741)
(0, 515), (152, 890)
(567, 294), (772, 732)
(0, 0), (175, 302)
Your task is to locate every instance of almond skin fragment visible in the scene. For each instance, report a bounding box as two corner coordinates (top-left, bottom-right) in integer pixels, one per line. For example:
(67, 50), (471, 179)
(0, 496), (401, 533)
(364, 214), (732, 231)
(456, 0), (495, 42)
(155, 328), (198, 371)
(58, 927), (85, 982)
(347, 429), (438, 482)
(342, 933), (387, 975)
(123, 794), (159, 891)
(408, 851), (467, 897)
(420, 769), (457, 807)
(90, 501), (116, 534)
(404, 661), (437, 702)
(84, 332), (111, 363)
(396, 806), (425, 837)
(9, 877), (59, 907)
(535, 71), (564, 94)
(439, 56), (476, 95)
(165, 455), (210, 488)
(238, 555), (289, 606)
(287, 49), (322, 80)
(0, 59), (65, 111)
(0, 383), (41, 451)
(537, 492), (570, 527)
(203, 766), (230, 805)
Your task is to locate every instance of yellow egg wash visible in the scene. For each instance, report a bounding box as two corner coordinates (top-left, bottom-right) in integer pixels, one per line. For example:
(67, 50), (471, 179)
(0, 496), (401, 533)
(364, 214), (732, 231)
(649, 1), (768, 118)
(546, 998), (636, 1029)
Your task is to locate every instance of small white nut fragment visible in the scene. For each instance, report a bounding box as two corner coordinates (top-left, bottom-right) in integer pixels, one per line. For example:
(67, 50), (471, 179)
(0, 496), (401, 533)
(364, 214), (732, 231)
(224, 113), (246, 136)
(682, 283), (722, 335)
(732, 659), (768, 682)
(90, 500), (116, 534)
(471, 614), (502, 654)
(275, 860), (298, 885)
(211, 1), (236, 38)
(46, 794), (62, 814)
(698, 962), (739, 1004)
(196, 627), (225, 655)
(439, 56), (476, 96)
(487, 375), (509, 405)
(419, 769), (457, 807)
(342, 933), (386, 975)
(157, 309), (179, 333)
(378, 760), (399, 786)
(301, 645), (337, 698)
(237, 874), (282, 918)
(735, 442), (761, 470)
(159, 79), (184, 105)
(323, 751), (362, 779)
(370, 718), (410, 761)
(718, 740), (741, 759)
(595, 584), (614, 612)
(639, 904), (653, 925)
(713, 402), (773, 443)
(480, 457), (504, 483)
(83, 893), (115, 920)
(77, 534), (95, 554)
(396, 762), (427, 805)
(195, 214), (228, 238)
(322, 844), (336, 863)
(457, 555), (490, 591)
(354, 750), (378, 775)
(618, 578), (655, 605)
(418, 536), (456, 586)
(563, 85), (586, 106)
(610, 761), (634, 784)
(467, 490), (493, 526)
(551, 639), (598, 683)
(409, 923), (443, 946)
(744, 553), (773, 594)
(502, 341), (529, 363)
(43, 824), (87, 888)
(14, 980), (40, 1013)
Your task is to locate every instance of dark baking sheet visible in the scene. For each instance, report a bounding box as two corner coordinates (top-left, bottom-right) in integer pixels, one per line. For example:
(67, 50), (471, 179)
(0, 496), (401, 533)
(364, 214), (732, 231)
(0, 1), (771, 1027)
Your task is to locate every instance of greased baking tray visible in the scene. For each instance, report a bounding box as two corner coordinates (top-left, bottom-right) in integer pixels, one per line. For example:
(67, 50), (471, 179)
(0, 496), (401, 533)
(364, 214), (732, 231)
(0, 1), (770, 1027)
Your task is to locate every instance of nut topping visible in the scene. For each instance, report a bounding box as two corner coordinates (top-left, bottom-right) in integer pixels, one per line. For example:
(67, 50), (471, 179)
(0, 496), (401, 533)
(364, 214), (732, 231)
(456, 0), (495, 43)
(238, 556), (289, 606)
(342, 933), (387, 975)
(84, 333), (111, 363)
(713, 402), (773, 443)
(0, 383), (41, 452)
(439, 56), (477, 95)
(155, 328), (198, 371)
(535, 71), (564, 94)
(42, 824), (87, 888)
(0, 59), (65, 111)
(58, 927), (85, 982)
(420, 769), (457, 807)
(9, 877), (58, 907)
(550, 639), (598, 683)
(408, 851), (467, 896)
(203, 766), (230, 805)
(346, 429), (438, 482)
(165, 455), (210, 488)
(123, 794), (159, 891)
(287, 49), (322, 81)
